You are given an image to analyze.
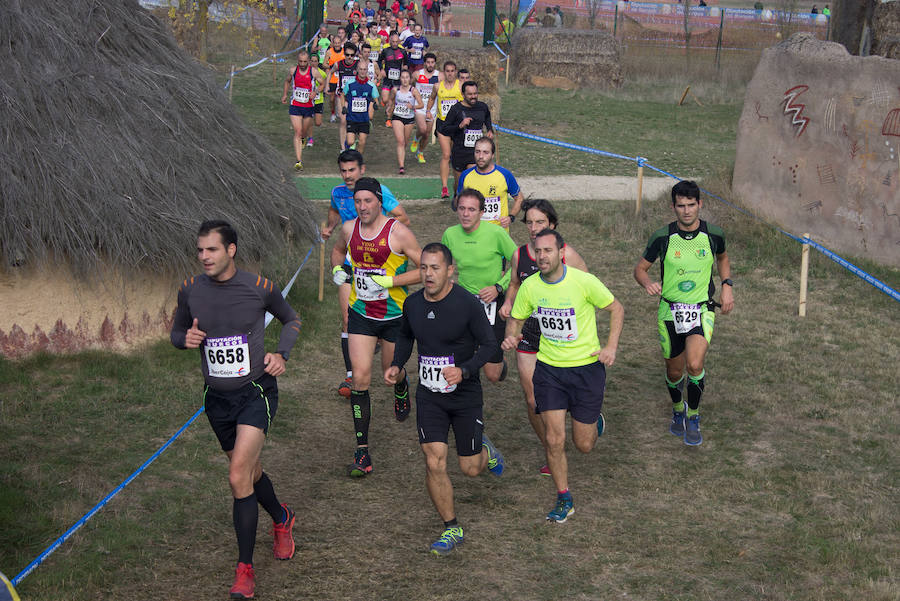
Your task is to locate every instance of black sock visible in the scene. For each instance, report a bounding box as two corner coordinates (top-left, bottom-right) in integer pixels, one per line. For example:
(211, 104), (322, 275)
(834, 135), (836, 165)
(233, 493), (258, 565)
(687, 370), (705, 412)
(350, 389), (371, 446)
(341, 334), (352, 374)
(254, 472), (284, 524)
(443, 518), (458, 528)
(394, 369), (408, 395)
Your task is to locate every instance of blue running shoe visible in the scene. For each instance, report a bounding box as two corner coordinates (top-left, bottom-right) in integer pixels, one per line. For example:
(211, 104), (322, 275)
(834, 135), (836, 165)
(670, 410), (686, 437)
(430, 526), (464, 556)
(546, 496), (574, 523)
(597, 412), (605, 437)
(481, 434), (504, 476)
(348, 447), (373, 477)
(684, 413), (702, 446)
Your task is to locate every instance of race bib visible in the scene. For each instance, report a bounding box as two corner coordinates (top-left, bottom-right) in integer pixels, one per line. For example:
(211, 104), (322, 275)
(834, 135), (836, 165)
(670, 302), (702, 334)
(536, 307), (577, 342)
(388, 67), (401, 80)
(464, 128), (483, 147)
(341, 75), (355, 90)
(292, 87), (310, 104)
(417, 84), (432, 102)
(394, 103), (414, 118)
(440, 98), (457, 118)
(482, 196), (501, 222)
(418, 354), (456, 393)
(353, 267), (389, 301)
(351, 96), (369, 113)
(476, 296), (497, 325)
(411, 48), (422, 59)
(205, 335), (250, 378)
(369, 50), (379, 62)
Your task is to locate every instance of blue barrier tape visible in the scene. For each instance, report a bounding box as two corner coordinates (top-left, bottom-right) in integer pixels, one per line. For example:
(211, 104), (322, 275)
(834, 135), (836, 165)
(224, 42), (309, 90)
(490, 41), (508, 59)
(497, 125), (900, 303)
(12, 242), (318, 586)
(12, 406), (205, 586)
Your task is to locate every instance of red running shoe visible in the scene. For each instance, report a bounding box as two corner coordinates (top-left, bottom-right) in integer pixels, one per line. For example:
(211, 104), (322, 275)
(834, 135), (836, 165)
(441, 186), (449, 199)
(272, 504), (296, 560)
(229, 562), (255, 599)
(338, 376), (352, 398)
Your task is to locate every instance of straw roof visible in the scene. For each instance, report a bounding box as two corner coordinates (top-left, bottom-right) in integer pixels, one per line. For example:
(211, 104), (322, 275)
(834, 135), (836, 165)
(0, 0), (319, 276)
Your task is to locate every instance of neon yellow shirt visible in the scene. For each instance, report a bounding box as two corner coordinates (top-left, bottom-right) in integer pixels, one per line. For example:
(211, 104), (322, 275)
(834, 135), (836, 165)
(511, 266), (615, 367)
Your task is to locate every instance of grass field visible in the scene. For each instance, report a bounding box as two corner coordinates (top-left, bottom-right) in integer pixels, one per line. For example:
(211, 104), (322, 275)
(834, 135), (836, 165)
(2, 190), (898, 599)
(3, 21), (900, 601)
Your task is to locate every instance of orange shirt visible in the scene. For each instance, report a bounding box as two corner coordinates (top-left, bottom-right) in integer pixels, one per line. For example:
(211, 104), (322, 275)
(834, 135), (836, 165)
(327, 49), (345, 84)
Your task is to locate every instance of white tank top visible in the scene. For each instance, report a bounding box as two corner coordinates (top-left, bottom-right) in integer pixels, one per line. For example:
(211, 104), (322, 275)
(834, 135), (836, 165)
(392, 87), (416, 119)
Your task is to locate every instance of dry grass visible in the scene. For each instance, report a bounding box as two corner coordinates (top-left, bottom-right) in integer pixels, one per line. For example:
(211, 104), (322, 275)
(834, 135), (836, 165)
(3, 192), (898, 600)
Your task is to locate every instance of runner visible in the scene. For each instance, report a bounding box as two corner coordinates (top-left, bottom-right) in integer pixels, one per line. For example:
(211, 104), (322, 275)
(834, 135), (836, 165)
(412, 52), (439, 164)
(457, 67), (470, 83)
(329, 177), (423, 476)
(388, 69), (424, 174)
(170, 220), (301, 599)
(455, 137), (522, 230)
(499, 199), (588, 476)
(378, 33), (408, 128)
(364, 26), (384, 64)
(501, 229), (624, 523)
(312, 23), (331, 63)
(281, 50), (325, 170)
(426, 60), (462, 198)
(342, 59), (378, 153)
(322, 150), (411, 398)
(632, 180), (734, 446)
(443, 81), (493, 190)
(403, 23), (429, 72)
(307, 52), (328, 146)
(361, 42), (378, 85)
(441, 188), (516, 383)
(386, 242), (505, 556)
(325, 29), (347, 122)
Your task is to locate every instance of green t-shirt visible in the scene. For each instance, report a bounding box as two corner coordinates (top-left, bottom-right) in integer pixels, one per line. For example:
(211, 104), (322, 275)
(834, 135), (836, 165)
(511, 266), (615, 368)
(642, 220), (725, 321)
(441, 222), (517, 294)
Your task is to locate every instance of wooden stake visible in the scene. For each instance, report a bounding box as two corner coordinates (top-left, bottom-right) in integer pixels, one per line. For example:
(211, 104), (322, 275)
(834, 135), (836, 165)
(318, 222), (326, 302)
(505, 53), (510, 87)
(635, 165), (644, 215)
(799, 232), (810, 317)
(679, 85), (691, 106)
(229, 65), (235, 102)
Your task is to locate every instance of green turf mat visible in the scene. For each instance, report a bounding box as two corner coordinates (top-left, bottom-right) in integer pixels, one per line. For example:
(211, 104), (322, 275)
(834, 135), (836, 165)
(295, 176), (442, 200)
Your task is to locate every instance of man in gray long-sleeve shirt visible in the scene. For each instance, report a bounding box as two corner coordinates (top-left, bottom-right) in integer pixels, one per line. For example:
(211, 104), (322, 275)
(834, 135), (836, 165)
(170, 220), (301, 600)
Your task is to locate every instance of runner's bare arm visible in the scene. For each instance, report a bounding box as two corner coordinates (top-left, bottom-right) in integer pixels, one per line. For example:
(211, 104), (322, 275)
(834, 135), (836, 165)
(591, 298), (624, 366)
(716, 251), (734, 314)
(412, 88), (424, 110)
(501, 316), (524, 351)
(330, 221), (353, 269)
(633, 257), (661, 295)
(564, 245), (588, 272)
(390, 224), (423, 287)
(499, 247), (521, 319)
(509, 191), (524, 219)
(388, 204), (411, 225)
(321, 208), (342, 240)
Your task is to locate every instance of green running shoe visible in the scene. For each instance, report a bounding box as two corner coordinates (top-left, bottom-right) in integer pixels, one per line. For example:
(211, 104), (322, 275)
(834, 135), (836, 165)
(430, 526), (464, 556)
(481, 434), (504, 476)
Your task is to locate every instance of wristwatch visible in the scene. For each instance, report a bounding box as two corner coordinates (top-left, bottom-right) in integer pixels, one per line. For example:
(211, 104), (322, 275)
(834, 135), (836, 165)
(722, 278), (734, 287)
(494, 283), (503, 295)
(509, 215), (516, 222)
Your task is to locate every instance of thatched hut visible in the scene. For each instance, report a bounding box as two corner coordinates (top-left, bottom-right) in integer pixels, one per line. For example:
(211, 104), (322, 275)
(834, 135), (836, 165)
(510, 28), (623, 89)
(0, 0), (319, 357)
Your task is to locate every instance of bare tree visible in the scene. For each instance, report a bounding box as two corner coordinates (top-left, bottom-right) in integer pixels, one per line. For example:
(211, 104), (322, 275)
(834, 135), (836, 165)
(776, 0), (800, 40)
(683, 0), (693, 67)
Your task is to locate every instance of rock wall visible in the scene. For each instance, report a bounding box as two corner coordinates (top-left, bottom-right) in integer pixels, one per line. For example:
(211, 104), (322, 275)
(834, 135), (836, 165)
(733, 34), (900, 265)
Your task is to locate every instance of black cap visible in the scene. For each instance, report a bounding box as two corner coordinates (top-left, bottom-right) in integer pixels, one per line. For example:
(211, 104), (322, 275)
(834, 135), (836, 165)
(353, 176), (383, 203)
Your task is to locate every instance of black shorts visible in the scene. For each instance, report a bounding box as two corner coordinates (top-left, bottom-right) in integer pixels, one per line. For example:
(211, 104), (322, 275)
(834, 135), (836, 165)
(204, 373), (278, 452)
(451, 150), (475, 173)
(289, 104), (315, 117)
(347, 121), (371, 135)
(416, 382), (484, 456)
(381, 79), (400, 91)
(328, 82), (338, 93)
(348, 309), (401, 342)
(392, 115), (415, 125)
(313, 103), (324, 114)
(436, 120), (451, 137)
(517, 315), (541, 354)
(532, 360), (605, 424)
